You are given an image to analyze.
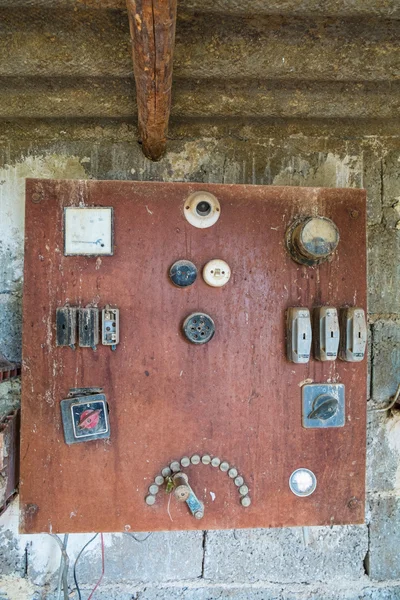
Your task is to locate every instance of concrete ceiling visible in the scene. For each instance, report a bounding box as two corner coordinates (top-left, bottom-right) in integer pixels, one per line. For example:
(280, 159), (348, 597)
(0, 1), (399, 122)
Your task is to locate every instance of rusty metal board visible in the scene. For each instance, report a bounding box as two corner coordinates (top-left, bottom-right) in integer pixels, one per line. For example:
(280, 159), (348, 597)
(20, 179), (367, 533)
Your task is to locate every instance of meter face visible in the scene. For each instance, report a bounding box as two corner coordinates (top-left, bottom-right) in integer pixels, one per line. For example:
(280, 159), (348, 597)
(64, 207), (113, 255)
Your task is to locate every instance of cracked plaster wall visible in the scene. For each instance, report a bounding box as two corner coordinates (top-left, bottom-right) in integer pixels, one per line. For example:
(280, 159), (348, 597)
(0, 125), (400, 599)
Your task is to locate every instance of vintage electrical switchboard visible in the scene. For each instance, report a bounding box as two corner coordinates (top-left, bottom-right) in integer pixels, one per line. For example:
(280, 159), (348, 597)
(20, 179), (367, 533)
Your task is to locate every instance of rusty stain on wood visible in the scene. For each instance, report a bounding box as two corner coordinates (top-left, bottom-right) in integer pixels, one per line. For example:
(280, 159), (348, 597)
(20, 179), (367, 533)
(126, 0), (177, 160)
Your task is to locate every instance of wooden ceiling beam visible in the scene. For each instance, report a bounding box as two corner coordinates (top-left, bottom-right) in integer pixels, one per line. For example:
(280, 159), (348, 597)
(126, 0), (177, 161)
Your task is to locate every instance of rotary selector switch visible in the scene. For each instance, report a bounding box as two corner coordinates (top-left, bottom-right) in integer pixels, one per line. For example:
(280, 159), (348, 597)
(203, 259), (231, 288)
(287, 216), (340, 266)
(308, 394), (339, 421)
(169, 260), (197, 287)
(183, 313), (215, 344)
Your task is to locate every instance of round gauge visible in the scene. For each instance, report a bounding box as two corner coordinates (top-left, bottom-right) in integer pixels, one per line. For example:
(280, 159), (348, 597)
(287, 216), (339, 266)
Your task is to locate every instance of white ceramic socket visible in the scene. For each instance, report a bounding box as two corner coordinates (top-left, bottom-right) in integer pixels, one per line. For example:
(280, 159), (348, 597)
(183, 191), (220, 229)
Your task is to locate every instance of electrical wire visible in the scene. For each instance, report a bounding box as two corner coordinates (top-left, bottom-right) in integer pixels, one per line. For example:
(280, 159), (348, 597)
(368, 382), (400, 413)
(73, 533), (98, 600)
(87, 533), (105, 600)
(49, 534), (69, 600)
(123, 532), (152, 543)
(73, 531), (152, 599)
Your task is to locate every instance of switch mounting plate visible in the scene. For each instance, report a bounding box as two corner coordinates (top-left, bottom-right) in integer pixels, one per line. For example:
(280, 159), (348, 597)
(302, 383), (345, 429)
(21, 180), (367, 534)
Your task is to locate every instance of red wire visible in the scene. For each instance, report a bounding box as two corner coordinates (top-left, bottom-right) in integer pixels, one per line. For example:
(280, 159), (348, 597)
(87, 533), (105, 600)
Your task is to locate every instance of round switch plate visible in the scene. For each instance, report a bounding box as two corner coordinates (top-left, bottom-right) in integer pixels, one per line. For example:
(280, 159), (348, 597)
(169, 260), (197, 287)
(183, 313), (215, 344)
(286, 216), (340, 266)
(203, 259), (231, 288)
(183, 191), (220, 229)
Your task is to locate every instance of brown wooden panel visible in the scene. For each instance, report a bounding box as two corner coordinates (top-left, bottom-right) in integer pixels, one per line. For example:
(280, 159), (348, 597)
(20, 180), (367, 533)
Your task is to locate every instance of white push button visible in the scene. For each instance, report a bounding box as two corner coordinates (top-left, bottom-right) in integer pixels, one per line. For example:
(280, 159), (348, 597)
(203, 259), (231, 288)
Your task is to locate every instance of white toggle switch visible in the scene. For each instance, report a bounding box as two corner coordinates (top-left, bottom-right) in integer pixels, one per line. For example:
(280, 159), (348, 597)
(314, 307), (340, 361)
(339, 307), (367, 362)
(203, 259), (231, 287)
(286, 308), (312, 364)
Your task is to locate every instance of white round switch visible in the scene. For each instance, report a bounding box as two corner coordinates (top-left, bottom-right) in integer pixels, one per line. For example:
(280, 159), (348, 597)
(203, 259), (231, 288)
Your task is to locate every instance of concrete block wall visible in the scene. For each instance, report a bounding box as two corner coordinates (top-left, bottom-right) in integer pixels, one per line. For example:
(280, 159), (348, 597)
(0, 121), (400, 599)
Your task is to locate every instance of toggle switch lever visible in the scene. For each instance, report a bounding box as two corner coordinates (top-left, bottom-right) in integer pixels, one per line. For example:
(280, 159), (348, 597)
(173, 473), (191, 502)
(172, 472), (204, 519)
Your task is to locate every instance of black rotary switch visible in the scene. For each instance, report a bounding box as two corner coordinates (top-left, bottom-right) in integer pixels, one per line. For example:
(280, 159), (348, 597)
(183, 313), (215, 344)
(169, 260), (197, 288)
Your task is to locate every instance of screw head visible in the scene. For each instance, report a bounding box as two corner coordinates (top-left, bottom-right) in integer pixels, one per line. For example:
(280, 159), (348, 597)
(239, 485), (249, 496)
(347, 497), (359, 509)
(31, 192), (42, 204)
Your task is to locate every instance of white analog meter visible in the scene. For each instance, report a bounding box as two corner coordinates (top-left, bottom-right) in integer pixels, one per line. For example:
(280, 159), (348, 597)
(64, 207), (113, 256)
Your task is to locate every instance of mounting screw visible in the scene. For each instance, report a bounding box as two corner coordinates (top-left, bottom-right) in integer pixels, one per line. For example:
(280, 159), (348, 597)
(31, 192), (42, 204)
(347, 497), (359, 510)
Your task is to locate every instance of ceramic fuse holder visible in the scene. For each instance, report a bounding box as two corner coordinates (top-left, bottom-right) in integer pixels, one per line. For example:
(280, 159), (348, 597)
(286, 307), (312, 364)
(339, 307), (367, 362)
(313, 307), (340, 361)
